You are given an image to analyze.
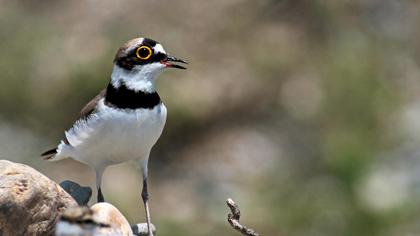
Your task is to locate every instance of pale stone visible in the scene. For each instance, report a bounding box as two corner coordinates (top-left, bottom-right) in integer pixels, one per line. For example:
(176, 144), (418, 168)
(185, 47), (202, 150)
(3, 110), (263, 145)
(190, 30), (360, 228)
(0, 160), (78, 236)
(56, 203), (134, 236)
(91, 202), (133, 236)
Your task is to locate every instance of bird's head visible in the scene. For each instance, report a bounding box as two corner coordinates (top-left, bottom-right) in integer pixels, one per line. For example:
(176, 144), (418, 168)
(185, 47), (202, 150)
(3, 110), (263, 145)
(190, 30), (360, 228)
(111, 37), (187, 92)
(114, 37), (187, 72)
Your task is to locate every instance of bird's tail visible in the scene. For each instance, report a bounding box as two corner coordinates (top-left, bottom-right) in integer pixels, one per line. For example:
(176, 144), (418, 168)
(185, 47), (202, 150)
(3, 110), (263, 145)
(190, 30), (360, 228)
(41, 148), (58, 160)
(41, 142), (73, 161)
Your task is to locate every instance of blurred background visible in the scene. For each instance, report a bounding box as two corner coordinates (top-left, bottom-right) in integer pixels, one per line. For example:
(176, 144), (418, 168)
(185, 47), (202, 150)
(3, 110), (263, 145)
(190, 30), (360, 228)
(1, 0), (420, 235)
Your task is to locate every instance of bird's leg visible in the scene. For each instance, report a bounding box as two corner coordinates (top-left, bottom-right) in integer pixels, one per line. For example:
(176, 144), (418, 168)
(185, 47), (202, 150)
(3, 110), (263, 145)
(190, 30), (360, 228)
(98, 187), (104, 202)
(96, 168), (105, 203)
(142, 177), (153, 236)
(138, 157), (153, 236)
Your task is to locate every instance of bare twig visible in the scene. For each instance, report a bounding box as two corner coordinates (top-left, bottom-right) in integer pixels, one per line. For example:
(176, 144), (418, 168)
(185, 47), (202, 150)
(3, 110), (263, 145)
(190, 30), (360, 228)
(226, 198), (260, 236)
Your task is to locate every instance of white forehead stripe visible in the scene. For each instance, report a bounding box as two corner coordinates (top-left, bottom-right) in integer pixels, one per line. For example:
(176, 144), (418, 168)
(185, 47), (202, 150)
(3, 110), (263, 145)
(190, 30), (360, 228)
(127, 38), (145, 52)
(153, 44), (166, 54)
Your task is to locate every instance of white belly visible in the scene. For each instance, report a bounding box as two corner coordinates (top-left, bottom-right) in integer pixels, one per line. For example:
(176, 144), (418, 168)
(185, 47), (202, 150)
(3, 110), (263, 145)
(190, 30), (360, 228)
(60, 100), (167, 169)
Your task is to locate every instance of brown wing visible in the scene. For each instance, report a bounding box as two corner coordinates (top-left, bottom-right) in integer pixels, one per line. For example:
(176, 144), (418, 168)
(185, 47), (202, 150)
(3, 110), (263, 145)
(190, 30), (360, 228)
(41, 89), (107, 159)
(78, 89), (107, 120)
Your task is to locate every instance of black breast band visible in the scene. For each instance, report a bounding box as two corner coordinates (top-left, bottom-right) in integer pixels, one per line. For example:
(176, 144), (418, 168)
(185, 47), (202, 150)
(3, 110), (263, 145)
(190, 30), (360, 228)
(104, 82), (161, 109)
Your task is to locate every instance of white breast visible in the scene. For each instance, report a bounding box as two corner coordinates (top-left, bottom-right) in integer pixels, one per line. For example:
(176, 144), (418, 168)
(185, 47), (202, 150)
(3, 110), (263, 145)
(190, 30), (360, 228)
(61, 99), (167, 169)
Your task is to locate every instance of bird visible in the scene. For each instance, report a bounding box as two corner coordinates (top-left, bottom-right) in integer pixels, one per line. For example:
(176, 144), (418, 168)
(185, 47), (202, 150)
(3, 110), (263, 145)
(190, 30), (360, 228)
(41, 37), (187, 236)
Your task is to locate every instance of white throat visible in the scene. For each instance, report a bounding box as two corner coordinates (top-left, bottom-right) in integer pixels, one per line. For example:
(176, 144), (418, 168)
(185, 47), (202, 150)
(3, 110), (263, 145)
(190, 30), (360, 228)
(110, 64), (163, 93)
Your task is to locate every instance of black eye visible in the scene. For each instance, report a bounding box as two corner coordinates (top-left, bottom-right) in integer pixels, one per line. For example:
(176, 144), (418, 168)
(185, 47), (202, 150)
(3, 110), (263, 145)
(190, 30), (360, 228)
(136, 46), (153, 60)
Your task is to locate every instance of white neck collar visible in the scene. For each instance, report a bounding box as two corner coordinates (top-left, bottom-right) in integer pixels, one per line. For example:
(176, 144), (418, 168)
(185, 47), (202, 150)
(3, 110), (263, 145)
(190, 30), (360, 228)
(110, 64), (159, 93)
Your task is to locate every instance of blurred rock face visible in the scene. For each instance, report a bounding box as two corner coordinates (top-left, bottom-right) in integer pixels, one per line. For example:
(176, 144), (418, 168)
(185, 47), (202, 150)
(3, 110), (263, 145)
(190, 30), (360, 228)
(56, 203), (134, 236)
(0, 160), (77, 236)
(0, 160), (149, 236)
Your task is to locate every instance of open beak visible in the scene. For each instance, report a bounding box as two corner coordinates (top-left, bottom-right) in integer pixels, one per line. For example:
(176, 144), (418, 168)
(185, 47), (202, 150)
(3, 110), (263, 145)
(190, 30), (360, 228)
(162, 55), (188, 69)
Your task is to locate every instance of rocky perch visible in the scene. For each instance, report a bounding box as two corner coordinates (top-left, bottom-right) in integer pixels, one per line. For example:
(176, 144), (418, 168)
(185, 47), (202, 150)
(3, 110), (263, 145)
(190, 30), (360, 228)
(0, 160), (155, 236)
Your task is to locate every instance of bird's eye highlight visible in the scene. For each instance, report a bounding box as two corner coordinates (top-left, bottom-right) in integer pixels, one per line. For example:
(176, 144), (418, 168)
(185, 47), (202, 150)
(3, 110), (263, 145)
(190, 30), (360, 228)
(136, 46), (153, 60)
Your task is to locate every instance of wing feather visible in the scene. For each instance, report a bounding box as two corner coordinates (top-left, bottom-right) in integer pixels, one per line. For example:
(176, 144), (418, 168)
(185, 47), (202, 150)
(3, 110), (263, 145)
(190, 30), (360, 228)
(40, 89), (107, 158)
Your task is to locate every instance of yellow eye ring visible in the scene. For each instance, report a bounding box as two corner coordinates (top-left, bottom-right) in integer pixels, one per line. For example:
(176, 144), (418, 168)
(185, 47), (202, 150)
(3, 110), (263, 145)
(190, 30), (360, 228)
(136, 46), (153, 60)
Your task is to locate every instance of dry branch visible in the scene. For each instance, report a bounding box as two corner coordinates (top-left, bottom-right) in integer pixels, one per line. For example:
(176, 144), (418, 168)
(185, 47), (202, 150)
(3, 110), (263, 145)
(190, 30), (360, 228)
(226, 198), (260, 236)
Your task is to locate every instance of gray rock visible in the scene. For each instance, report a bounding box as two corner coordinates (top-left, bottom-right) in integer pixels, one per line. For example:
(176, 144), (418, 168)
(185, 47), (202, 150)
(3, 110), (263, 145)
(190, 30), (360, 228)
(60, 180), (92, 206)
(0, 160), (78, 236)
(132, 223), (156, 236)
